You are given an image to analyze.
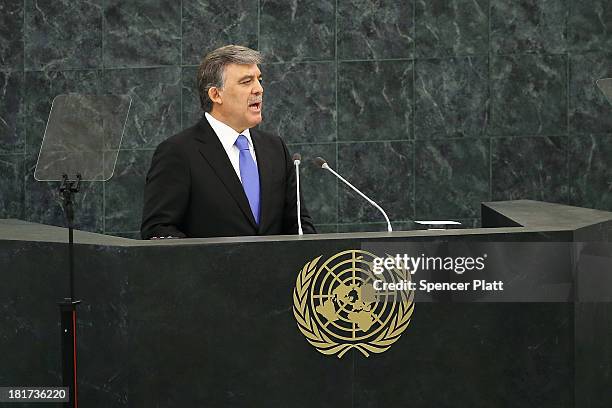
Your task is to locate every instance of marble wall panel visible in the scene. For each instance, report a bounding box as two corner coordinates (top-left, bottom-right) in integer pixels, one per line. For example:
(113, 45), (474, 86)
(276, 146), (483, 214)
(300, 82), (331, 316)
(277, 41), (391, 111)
(260, 0), (335, 62)
(338, 60), (413, 141)
(104, 0), (181, 67)
(0, 70), (24, 154)
(182, 0), (258, 65)
(338, 141), (413, 224)
(0, 154), (24, 219)
(103, 67), (182, 149)
(492, 136), (569, 203)
(0, 0), (24, 69)
(415, 0), (488, 58)
(568, 0), (612, 52)
(181, 66), (202, 128)
(490, 54), (567, 137)
(415, 56), (488, 139)
(1, 0), (611, 233)
(569, 52), (612, 134)
(24, 0), (103, 71)
(338, 0), (414, 60)
(490, 0), (568, 54)
(569, 134), (612, 211)
(287, 142), (337, 225)
(415, 138), (489, 219)
(105, 149), (154, 234)
(259, 62), (336, 144)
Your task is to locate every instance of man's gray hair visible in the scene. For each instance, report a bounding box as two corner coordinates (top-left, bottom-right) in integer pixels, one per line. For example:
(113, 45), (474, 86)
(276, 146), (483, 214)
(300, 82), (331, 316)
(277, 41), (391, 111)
(197, 45), (262, 112)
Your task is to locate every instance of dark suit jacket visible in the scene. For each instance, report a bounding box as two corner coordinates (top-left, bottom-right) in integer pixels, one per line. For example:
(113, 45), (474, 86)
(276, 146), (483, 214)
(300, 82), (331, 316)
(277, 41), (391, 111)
(140, 117), (316, 239)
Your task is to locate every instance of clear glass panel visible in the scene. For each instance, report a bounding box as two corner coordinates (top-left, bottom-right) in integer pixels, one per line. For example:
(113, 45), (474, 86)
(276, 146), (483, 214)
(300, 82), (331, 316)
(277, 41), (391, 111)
(34, 94), (132, 181)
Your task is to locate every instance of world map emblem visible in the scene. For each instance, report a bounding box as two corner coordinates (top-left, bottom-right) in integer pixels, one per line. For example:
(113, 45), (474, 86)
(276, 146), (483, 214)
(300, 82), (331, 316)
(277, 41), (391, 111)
(292, 250), (415, 358)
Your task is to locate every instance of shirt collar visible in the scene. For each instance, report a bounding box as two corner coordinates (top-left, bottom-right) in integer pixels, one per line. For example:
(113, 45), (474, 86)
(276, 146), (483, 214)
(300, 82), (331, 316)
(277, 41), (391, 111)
(204, 112), (252, 150)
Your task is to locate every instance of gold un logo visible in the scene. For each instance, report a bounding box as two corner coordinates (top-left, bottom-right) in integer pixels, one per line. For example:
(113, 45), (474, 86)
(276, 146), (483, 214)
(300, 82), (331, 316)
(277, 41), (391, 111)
(293, 249), (415, 358)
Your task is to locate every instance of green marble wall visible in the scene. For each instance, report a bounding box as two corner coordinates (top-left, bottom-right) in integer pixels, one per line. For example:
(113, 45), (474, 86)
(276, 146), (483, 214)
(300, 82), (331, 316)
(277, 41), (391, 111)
(0, 0), (611, 236)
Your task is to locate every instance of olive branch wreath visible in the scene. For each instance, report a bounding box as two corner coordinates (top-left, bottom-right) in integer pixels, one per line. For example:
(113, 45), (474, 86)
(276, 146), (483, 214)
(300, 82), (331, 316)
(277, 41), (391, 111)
(292, 254), (415, 358)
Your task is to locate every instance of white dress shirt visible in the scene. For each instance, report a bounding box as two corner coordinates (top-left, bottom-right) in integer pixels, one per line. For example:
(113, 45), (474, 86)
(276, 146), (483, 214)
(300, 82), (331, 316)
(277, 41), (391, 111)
(205, 112), (258, 182)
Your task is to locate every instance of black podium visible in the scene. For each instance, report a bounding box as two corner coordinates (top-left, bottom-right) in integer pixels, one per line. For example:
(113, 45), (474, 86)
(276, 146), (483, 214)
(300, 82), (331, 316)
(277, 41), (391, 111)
(1, 200), (611, 407)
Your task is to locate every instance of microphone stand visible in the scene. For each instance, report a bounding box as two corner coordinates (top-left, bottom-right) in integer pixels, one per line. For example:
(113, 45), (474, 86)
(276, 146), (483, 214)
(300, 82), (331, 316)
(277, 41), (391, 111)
(315, 157), (393, 232)
(58, 173), (82, 408)
(293, 154), (303, 235)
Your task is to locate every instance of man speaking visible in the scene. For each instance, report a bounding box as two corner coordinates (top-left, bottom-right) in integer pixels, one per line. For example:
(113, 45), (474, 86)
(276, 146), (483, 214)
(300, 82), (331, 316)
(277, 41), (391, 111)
(140, 45), (316, 239)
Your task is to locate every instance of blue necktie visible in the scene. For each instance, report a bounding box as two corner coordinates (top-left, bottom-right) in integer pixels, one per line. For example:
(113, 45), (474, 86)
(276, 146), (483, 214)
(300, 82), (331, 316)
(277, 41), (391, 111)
(235, 135), (260, 224)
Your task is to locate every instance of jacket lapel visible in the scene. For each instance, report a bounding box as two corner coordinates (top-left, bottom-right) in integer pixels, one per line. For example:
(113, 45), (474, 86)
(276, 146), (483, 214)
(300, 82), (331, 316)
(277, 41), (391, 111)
(195, 118), (258, 229)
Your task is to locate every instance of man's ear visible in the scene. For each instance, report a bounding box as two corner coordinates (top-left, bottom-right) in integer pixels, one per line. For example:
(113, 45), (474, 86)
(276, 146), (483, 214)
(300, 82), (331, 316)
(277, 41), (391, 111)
(208, 87), (223, 105)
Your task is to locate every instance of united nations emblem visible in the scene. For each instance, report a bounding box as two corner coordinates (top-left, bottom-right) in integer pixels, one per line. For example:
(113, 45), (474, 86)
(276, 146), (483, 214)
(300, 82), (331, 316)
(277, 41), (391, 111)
(292, 250), (415, 358)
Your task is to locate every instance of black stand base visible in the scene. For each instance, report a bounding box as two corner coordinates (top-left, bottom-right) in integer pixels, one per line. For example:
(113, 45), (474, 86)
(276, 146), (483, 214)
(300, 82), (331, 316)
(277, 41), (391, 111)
(59, 299), (80, 408)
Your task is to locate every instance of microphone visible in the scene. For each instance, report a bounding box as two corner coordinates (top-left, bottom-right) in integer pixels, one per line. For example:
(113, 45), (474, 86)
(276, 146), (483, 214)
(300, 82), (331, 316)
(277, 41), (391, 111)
(293, 153), (303, 235)
(313, 157), (392, 232)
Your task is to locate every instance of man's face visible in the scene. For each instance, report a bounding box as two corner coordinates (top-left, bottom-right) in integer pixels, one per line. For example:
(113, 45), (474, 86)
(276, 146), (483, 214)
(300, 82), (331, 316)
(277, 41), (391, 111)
(210, 63), (263, 132)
